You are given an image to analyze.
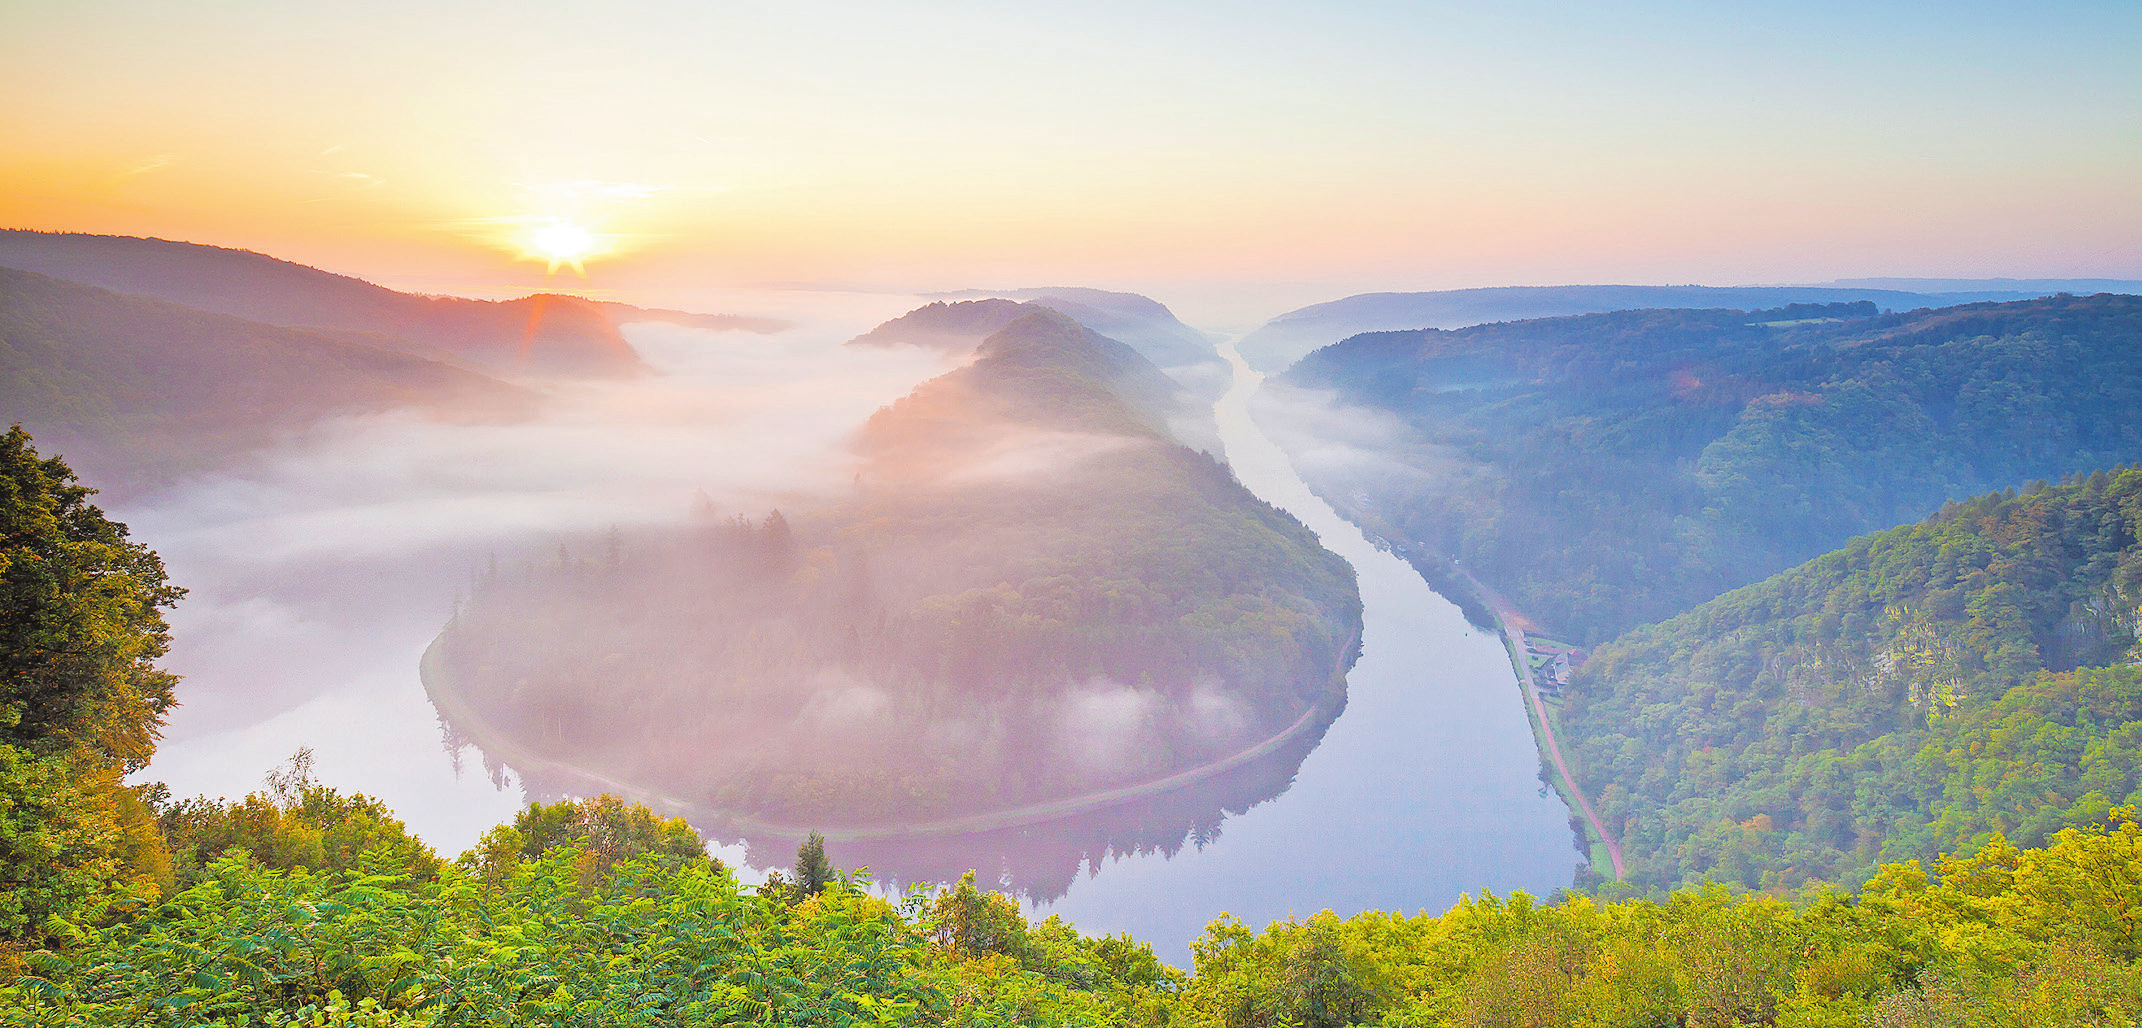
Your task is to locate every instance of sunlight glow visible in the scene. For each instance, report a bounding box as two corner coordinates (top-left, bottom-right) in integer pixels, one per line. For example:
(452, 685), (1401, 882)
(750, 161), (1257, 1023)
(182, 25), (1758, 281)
(520, 218), (604, 275)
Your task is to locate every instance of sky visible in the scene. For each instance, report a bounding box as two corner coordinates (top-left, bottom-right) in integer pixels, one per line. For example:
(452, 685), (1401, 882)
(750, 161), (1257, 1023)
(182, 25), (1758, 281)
(3, 0), (2138, 325)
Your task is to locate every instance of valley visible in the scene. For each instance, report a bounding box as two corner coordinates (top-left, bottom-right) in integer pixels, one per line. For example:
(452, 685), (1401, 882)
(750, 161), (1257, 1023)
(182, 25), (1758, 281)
(9, 239), (2142, 1020)
(8, 4), (2140, 1019)
(1252, 288), (2142, 898)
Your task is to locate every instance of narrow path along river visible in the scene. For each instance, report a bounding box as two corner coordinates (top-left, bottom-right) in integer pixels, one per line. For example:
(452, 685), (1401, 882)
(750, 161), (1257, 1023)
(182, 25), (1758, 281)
(1496, 599), (1626, 881)
(1031, 339), (1576, 964)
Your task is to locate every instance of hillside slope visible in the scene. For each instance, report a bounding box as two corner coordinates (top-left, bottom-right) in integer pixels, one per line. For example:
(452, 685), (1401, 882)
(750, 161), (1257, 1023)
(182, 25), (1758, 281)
(851, 298), (1221, 454)
(0, 230), (645, 377)
(1237, 282), (2103, 372)
(932, 286), (1219, 370)
(1563, 469), (2142, 891)
(0, 266), (530, 491)
(1269, 293), (2142, 644)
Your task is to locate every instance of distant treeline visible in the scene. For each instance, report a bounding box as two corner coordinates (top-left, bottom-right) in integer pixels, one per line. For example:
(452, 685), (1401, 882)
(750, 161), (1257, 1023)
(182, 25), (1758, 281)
(1746, 299), (1879, 322)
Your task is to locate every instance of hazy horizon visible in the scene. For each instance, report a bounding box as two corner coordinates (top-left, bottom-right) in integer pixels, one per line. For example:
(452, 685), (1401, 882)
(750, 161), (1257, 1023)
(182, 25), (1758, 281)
(5, 0), (2135, 329)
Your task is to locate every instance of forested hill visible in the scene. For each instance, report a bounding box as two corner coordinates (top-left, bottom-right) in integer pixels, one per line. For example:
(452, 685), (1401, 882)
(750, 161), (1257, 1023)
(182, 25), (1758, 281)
(929, 286), (1222, 372)
(430, 307), (1360, 838)
(0, 230), (646, 377)
(1232, 282), (2078, 372)
(852, 300), (1222, 454)
(1270, 292), (2142, 645)
(847, 297), (1037, 353)
(0, 266), (531, 492)
(1564, 469), (2142, 892)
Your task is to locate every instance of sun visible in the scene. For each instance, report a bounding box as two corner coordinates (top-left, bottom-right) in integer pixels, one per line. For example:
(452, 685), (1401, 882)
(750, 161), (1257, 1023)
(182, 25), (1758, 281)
(520, 218), (604, 275)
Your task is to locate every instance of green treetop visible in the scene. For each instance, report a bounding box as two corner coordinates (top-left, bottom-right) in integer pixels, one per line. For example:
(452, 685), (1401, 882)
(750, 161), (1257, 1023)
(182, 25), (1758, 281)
(0, 426), (184, 962)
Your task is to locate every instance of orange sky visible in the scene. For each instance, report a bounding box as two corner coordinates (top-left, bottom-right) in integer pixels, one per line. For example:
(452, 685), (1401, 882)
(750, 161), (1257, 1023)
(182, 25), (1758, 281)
(4, 0), (2137, 323)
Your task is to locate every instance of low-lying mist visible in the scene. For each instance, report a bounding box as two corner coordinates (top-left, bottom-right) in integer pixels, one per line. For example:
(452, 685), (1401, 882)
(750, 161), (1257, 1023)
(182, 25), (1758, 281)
(132, 299), (955, 853)
(426, 310), (1361, 839)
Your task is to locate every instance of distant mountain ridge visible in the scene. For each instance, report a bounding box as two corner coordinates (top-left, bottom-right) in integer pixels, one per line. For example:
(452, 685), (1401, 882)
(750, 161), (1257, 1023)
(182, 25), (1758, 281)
(0, 266), (531, 492)
(848, 298), (1040, 354)
(1825, 276), (2142, 294)
(926, 286), (1219, 371)
(0, 230), (657, 377)
(1238, 282), (2139, 372)
(851, 298), (1222, 454)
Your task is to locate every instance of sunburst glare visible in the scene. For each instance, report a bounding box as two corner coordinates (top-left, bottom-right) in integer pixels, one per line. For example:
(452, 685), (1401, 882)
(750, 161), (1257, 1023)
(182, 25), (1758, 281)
(519, 218), (604, 275)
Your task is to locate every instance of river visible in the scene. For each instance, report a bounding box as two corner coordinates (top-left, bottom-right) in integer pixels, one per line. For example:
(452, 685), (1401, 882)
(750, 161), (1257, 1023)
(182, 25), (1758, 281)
(133, 315), (1576, 967)
(1025, 338), (1574, 961)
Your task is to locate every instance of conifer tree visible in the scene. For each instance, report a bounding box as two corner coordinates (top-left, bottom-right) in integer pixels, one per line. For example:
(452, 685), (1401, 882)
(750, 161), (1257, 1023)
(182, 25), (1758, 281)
(792, 830), (834, 899)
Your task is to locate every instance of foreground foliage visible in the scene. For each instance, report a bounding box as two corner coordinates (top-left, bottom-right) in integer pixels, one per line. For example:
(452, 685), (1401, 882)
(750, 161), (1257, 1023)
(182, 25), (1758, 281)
(0, 426), (182, 963)
(11, 804), (2142, 1026)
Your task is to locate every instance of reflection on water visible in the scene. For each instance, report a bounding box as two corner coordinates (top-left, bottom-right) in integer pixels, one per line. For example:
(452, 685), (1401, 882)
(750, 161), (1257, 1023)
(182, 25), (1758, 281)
(137, 312), (1578, 967)
(438, 336), (1579, 964)
(499, 704), (1333, 905)
(1011, 340), (1577, 962)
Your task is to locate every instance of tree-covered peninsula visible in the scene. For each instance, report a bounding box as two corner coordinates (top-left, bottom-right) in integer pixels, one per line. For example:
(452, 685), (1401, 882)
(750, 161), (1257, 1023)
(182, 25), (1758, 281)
(428, 309), (1361, 829)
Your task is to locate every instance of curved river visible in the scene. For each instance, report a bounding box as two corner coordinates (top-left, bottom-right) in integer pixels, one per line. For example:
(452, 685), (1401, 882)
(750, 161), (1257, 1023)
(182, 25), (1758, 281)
(134, 318), (1576, 967)
(1028, 340), (1574, 961)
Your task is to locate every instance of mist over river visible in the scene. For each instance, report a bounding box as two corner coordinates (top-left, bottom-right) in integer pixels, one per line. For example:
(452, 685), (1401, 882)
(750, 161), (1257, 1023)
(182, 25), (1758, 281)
(131, 304), (1575, 966)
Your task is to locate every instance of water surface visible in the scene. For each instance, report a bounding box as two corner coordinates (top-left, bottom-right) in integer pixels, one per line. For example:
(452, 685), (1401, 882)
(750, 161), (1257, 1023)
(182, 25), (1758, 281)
(135, 319), (1576, 964)
(1024, 339), (1575, 962)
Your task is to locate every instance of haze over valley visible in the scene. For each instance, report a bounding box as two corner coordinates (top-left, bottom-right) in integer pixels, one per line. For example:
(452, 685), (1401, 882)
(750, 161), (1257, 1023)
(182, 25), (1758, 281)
(6, 2), (2142, 1021)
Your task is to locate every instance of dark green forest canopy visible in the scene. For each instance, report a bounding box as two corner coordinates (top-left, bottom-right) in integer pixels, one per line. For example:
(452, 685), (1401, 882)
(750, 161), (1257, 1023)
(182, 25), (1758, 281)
(1563, 468), (2142, 892)
(431, 311), (1361, 827)
(1277, 292), (2142, 644)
